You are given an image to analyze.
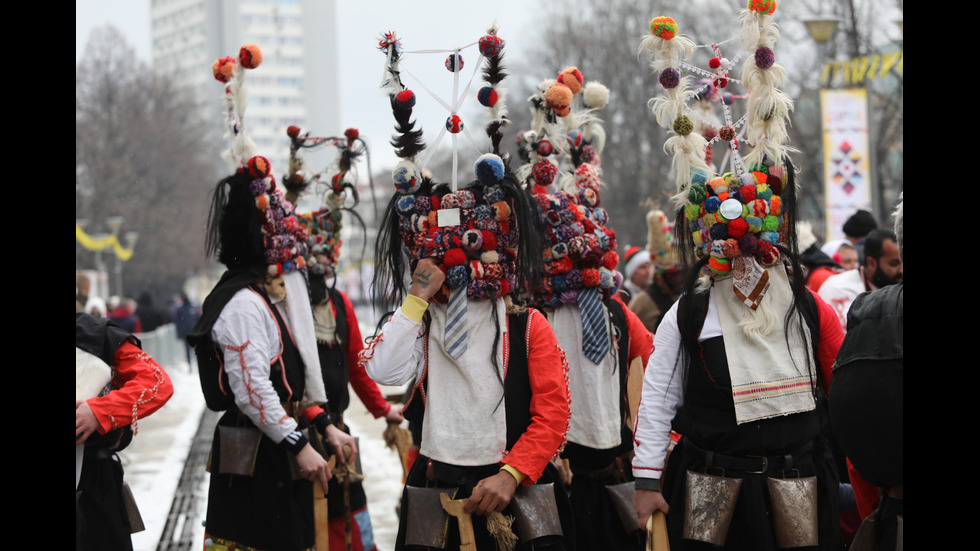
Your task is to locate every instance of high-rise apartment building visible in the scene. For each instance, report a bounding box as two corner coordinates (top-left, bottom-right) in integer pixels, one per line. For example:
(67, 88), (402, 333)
(151, 0), (339, 177)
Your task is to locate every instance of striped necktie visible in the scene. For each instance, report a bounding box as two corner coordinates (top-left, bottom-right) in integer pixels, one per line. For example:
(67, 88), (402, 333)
(578, 286), (609, 364)
(444, 286), (468, 359)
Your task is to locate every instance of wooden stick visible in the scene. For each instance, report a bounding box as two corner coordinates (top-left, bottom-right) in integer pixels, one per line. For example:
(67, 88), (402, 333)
(646, 511), (669, 551)
(314, 479), (329, 551)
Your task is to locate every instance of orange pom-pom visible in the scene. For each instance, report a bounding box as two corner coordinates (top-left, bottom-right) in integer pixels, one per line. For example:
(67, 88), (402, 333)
(649, 16), (678, 40)
(545, 83), (573, 117)
(239, 44), (263, 69)
(557, 67), (584, 95)
(212, 56), (237, 83)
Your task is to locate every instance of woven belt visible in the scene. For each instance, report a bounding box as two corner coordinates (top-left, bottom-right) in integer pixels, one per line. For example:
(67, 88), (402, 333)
(685, 438), (815, 474)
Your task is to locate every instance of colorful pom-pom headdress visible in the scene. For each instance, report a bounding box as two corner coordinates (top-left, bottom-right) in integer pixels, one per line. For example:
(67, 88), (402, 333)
(638, 4), (797, 309)
(283, 126), (374, 279)
(515, 65), (622, 312)
(203, 44), (327, 403)
(205, 43), (308, 279)
(374, 23), (541, 314)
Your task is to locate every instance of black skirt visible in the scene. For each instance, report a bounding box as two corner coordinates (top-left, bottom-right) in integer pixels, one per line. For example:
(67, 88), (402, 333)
(205, 411), (315, 551)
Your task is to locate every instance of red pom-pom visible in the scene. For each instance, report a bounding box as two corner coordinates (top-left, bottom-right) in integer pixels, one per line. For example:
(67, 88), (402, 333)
(739, 185), (757, 202)
(550, 258), (573, 275)
(602, 250), (620, 270)
(719, 126), (736, 142)
(395, 89), (417, 110)
(212, 56), (237, 83)
(444, 248), (467, 267)
(478, 35), (504, 57)
(722, 239), (741, 258)
(715, 76), (729, 88)
(248, 156), (271, 178)
(481, 231), (497, 251)
(238, 44), (263, 69)
(727, 218), (749, 239)
(709, 57), (721, 69)
(537, 140), (553, 156)
(582, 268), (601, 287)
(287, 125), (301, 138)
(345, 128), (359, 142)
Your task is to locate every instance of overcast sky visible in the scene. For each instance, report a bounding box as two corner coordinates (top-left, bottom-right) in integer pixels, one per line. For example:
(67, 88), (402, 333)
(76, 0), (543, 176)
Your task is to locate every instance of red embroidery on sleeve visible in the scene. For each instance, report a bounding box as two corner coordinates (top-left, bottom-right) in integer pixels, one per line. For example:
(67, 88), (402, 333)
(227, 340), (265, 424)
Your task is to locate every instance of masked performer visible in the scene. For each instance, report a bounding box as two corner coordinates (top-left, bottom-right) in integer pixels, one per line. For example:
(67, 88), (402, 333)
(632, 8), (844, 550)
(361, 26), (573, 550)
(287, 125), (403, 551)
(520, 68), (653, 550)
(188, 44), (355, 551)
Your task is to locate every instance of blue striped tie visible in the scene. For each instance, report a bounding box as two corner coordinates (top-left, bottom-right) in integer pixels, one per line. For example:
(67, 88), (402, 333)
(578, 287), (609, 364)
(445, 286), (468, 359)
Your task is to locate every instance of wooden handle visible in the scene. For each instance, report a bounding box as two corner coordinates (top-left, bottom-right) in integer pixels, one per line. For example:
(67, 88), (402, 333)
(314, 480), (329, 551)
(646, 511), (669, 551)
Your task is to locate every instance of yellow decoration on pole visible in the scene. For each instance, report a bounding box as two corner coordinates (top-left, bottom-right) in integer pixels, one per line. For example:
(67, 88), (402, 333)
(75, 225), (135, 261)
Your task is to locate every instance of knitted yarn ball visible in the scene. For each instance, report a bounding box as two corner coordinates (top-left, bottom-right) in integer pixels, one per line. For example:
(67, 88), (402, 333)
(659, 68), (680, 89)
(479, 34), (504, 57)
(557, 67), (584, 95)
(748, 0), (777, 15)
(719, 126), (736, 142)
(474, 154), (505, 185)
(575, 164), (601, 191)
(239, 44), (263, 69)
(583, 82), (610, 109)
(673, 115), (694, 136)
(446, 114), (464, 134)
(477, 86), (498, 107)
(445, 54), (464, 72)
(537, 140), (554, 157)
(395, 89), (417, 111)
(755, 47), (775, 69)
(212, 56), (237, 83)
(392, 161), (420, 194)
(545, 83), (573, 116)
(650, 16), (678, 40)
(580, 145), (599, 166)
(532, 159), (558, 187)
(248, 156), (272, 179)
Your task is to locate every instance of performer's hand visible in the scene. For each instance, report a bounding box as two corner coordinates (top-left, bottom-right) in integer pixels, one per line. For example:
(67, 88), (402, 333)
(326, 424), (358, 465)
(634, 488), (669, 529)
(409, 258), (445, 302)
(75, 399), (99, 445)
(296, 443), (332, 490)
(552, 457), (573, 486)
(464, 470), (519, 516)
(384, 403), (405, 424)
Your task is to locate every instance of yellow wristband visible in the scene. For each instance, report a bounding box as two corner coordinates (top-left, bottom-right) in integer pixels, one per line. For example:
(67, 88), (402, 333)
(401, 294), (430, 323)
(500, 464), (526, 484)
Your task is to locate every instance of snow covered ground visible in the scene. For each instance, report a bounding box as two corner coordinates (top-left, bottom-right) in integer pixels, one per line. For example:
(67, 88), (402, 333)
(122, 353), (407, 550)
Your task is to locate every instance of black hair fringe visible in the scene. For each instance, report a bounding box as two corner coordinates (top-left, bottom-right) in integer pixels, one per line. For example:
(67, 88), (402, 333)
(205, 172), (266, 270)
(390, 97), (426, 160)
